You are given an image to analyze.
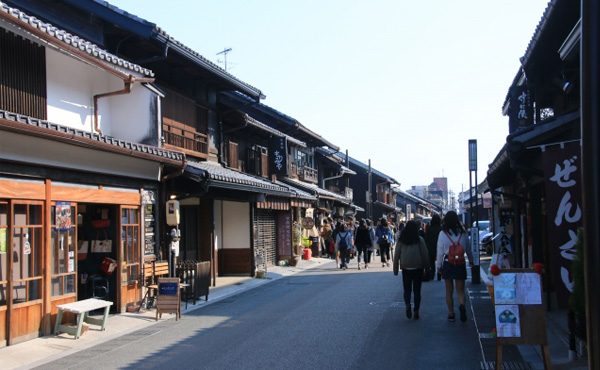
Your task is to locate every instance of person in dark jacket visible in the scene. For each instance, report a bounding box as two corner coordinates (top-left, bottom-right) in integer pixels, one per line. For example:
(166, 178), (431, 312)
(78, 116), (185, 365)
(355, 219), (372, 270)
(424, 214), (442, 280)
(376, 218), (394, 267)
(393, 220), (430, 319)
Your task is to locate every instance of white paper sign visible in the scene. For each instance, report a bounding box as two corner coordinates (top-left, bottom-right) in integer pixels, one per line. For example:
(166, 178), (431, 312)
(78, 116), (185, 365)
(496, 304), (520, 337)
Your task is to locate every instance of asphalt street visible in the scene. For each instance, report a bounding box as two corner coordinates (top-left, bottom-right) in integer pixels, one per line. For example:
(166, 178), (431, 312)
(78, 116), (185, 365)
(32, 258), (523, 370)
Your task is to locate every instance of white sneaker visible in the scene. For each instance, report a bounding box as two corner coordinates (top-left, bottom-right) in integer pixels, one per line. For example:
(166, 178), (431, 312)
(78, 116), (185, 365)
(358, 264), (361, 270)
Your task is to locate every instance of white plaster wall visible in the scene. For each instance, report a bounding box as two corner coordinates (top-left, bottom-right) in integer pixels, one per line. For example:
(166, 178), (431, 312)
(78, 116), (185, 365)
(216, 201), (250, 250)
(215, 200), (223, 250)
(45, 48), (158, 144)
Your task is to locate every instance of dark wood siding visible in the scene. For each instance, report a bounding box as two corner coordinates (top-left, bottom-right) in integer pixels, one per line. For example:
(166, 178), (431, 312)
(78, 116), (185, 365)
(0, 28), (46, 119)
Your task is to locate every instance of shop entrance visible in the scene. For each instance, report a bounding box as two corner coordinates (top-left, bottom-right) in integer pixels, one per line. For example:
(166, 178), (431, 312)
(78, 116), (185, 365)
(77, 204), (118, 311)
(77, 203), (141, 313)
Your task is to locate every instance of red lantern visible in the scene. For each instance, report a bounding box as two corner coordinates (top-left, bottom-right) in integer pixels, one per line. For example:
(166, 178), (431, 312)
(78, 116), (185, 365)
(531, 263), (545, 275)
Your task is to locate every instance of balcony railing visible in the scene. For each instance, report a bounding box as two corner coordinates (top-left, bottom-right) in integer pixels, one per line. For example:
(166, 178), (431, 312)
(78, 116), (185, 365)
(163, 122), (208, 157)
(298, 165), (318, 184)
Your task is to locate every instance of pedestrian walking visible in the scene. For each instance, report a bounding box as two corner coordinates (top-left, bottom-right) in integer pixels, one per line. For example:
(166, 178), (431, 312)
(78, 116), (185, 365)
(355, 219), (372, 269)
(436, 211), (473, 322)
(376, 217), (394, 267)
(393, 220), (430, 319)
(424, 214), (442, 281)
(335, 223), (354, 270)
(320, 219), (333, 258)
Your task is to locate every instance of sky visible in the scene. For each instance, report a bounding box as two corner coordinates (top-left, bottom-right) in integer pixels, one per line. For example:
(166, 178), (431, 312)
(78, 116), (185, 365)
(110, 0), (550, 199)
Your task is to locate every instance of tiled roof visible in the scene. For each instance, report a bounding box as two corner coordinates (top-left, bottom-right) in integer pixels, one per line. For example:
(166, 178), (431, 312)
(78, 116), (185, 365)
(0, 109), (184, 162)
(0, 1), (154, 77)
(281, 177), (352, 204)
(319, 148), (398, 184)
(244, 115), (306, 148)
(274, 181), (316, 200)
(93, 0), (263, 98)
(186, 160), (291, 195)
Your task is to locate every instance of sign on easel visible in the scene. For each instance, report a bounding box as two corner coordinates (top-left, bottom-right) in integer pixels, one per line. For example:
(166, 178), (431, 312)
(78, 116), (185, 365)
(492, 269), (551, 370)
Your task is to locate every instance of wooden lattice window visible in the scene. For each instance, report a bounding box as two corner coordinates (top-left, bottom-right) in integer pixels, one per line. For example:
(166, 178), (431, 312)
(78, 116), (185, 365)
(0, 28), (47, 118)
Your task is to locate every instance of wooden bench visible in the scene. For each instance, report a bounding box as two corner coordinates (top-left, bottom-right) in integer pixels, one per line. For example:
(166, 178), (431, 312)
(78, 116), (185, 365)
(54, 298), (113, 339)
(139, 261), (170, 310)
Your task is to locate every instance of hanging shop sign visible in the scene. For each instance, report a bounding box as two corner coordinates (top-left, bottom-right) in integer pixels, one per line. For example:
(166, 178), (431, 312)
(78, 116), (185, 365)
(269, 136), (288, 176)
(508, 85), (534, 133)
(143, 190), (156, 256)
(541, 141), (582, 309)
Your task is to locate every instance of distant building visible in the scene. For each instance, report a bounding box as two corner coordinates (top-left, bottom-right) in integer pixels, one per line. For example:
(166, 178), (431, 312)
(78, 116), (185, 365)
(407, 177), (449, 212)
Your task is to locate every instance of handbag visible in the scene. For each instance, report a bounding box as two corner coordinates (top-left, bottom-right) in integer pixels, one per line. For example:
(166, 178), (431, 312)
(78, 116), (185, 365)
(92, 239), (112, 253)
(91, 228), (112, 253)
(77, 240), (89, 261)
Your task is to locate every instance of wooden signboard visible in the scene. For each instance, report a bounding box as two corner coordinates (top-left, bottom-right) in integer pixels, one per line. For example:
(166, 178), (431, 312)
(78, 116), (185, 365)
(156, 278), (180, 321)
(492, 268), (551, 370)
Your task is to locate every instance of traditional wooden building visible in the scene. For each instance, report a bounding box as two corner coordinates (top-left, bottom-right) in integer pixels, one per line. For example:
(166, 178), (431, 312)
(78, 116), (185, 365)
(0, 1), (185, 345)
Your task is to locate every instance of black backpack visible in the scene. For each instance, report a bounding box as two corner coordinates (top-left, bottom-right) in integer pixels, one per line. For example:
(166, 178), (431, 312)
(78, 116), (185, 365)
(379, 230), (390, 247)
(338, 232), (349, 251)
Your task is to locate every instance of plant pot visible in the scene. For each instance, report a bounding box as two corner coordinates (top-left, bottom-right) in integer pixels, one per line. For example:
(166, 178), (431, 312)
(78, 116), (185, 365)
(289, 256), (300, 267)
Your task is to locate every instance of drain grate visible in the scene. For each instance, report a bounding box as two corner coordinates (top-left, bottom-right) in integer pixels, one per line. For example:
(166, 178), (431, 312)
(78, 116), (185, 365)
(480, 361), (533, 370)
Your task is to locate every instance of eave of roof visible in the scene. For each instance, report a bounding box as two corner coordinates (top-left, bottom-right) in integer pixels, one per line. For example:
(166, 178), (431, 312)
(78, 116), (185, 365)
(243, 114), (306, 148)
(0, 1), (154, 78)
(0, 109), (185, 166)
(281, 177), (352, 205)
(77, 0), (265, 100)
(221, 92), (339, 150)
(186, 160), (292, 197)
(343, 154), (399, 184)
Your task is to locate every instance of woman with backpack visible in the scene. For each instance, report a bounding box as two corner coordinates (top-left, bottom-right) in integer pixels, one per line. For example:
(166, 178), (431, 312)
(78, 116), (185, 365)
(393, 220), (430, 319)
(436, 211), (473, 322)
(335, 223), (354, 270)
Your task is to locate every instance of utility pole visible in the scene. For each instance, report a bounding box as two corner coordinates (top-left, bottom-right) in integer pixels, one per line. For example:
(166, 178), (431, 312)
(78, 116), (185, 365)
(217, 47), (232, 71)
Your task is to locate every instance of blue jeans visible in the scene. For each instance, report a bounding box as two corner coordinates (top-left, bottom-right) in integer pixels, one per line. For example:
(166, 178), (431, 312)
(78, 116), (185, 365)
(402, 268), (424, 312)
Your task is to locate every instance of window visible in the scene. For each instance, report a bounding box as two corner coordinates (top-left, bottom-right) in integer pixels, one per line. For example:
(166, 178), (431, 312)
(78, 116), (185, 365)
(0, 202), (7, 306)
(0, 28), (47, 119)
(12, 202), (43, 304)
(121, 207), (140, 285)
(50, 204), (77, 297)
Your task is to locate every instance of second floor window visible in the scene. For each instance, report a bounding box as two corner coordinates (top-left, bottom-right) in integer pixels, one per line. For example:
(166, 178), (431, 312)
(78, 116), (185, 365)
(294, 149), (313, 168)
(0, 28), (47, 119)
(161, 86), (209, 133)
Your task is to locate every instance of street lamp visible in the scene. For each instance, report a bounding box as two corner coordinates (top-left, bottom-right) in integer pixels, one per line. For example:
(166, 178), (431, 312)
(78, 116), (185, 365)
(468, 139), (480, 284)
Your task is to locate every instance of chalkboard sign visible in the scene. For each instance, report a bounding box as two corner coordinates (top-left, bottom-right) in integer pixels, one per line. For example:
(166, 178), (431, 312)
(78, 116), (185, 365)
(277, 213), (292, 257)
(158, 282), (178, 295)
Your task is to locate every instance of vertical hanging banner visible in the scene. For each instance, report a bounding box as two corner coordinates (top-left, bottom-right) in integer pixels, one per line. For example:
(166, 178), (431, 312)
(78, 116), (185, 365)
(542, 141), (582, 308)
(269, 136), (288, 176)
(508, 85), (534, 134)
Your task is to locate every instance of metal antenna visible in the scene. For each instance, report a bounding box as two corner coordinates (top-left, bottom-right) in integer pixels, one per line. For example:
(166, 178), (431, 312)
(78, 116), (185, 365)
(217, 48), (232, 71)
